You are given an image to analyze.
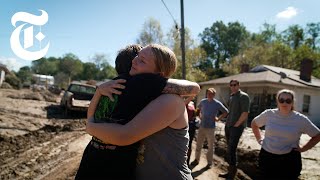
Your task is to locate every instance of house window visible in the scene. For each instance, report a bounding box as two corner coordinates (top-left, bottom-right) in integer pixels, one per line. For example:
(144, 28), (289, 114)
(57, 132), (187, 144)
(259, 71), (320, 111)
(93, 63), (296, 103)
(302, 95), (310, 113)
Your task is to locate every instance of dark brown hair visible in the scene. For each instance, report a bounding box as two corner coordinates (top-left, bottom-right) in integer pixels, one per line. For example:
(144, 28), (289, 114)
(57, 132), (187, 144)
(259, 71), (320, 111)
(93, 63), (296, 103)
(115, 44), (143, 75)
(229, 79), (240, 85)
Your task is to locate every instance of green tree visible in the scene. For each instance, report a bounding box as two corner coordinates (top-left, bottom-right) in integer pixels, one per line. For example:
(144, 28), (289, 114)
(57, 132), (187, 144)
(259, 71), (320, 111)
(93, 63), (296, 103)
(282, 25), (304, 50)
(225, 40), (294, 74)
(59, 53), (83, 83)
(31, 57), (58, 75)
(305, 22), (320, 50)
(81, 62), (98, 80)
(91, 53), (110, 70)
(224, 44), (269, 75)
(16, 66), (33, 85)
(166, 25), (207, 82)
(292, 44), (320, 70)
(253, 23), (281, 44)
(54, 72), (69, 89)
(96, 63), (117, 80)
(46, 57), (60, 75)
(86, 53), (116, 80)
(184, 47), (208, 82)
(267, 41), (293, 68)
(313, 59), (320, 78)
(199, 21), (249, 69)
(260, 23), (277, 43)
(5, 73), (21, 89)
(136, 17), (164, 46)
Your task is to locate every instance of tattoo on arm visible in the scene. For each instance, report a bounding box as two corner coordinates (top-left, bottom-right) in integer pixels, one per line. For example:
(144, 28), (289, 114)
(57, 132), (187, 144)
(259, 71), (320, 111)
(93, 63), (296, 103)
(162, 81), (195, 95)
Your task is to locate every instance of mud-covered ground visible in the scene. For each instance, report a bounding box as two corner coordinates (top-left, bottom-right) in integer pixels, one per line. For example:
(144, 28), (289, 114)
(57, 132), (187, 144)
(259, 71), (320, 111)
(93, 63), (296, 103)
(0, 89), (90, 180)
(0, 88), (319, 180)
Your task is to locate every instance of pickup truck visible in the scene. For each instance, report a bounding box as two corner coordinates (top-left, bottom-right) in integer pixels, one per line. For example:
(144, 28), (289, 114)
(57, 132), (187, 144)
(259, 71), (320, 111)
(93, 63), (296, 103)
(60, 82), (96, 116)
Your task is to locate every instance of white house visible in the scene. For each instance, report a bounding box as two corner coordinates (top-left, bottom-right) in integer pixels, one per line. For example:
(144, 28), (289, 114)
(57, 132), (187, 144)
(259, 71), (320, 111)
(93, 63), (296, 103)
(0, 64), (10, 87)
(198, 59), (320, 127)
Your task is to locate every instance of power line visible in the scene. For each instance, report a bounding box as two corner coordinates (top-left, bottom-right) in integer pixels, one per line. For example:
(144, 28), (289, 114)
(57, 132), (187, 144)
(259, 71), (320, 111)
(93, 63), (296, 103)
(161, 0), (186, 79)
(161, 0), (179, 29)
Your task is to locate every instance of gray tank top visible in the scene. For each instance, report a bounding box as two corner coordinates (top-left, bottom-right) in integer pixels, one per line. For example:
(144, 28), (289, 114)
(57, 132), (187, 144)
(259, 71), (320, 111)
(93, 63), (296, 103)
(136, 127), (193, 180)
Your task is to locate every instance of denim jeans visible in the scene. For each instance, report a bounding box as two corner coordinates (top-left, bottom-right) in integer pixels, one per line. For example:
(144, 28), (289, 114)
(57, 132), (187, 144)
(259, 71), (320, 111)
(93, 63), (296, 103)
(224, 126), (244, 166)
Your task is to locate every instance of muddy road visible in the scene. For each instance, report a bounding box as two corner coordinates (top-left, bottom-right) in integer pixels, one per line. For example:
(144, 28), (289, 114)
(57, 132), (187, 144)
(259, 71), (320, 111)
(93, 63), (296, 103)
(0, 89), (90, 180)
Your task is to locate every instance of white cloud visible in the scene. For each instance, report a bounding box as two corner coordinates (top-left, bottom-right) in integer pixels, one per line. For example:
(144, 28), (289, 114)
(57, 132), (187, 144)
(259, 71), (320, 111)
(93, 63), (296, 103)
(0, 57), (25, 72)
(276, 7), (298, 19)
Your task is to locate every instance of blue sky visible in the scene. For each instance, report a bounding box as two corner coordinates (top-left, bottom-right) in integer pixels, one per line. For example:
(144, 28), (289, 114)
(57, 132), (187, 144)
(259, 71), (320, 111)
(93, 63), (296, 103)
(1, 0), (319, 71)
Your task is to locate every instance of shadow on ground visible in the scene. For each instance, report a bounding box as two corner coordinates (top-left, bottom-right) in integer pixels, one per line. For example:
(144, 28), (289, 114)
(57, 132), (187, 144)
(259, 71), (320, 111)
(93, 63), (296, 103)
(191, 166), (211, 178)
(45, 105), (87, 119)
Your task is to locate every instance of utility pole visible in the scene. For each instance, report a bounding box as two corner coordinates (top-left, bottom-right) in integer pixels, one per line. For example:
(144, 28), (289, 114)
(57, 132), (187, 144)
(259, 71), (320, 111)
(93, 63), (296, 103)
(180, 0), (186, 79)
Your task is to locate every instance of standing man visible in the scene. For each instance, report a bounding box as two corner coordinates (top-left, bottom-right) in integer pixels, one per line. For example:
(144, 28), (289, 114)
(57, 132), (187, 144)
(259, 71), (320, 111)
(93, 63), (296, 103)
(219, 79), (250, 179)
(190, 88), (228, 168)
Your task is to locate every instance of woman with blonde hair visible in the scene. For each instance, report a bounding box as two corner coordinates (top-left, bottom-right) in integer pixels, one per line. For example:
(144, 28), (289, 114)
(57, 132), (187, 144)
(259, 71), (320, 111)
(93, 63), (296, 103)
(79, 44), (197, 180)
(251, 89), (320, 179)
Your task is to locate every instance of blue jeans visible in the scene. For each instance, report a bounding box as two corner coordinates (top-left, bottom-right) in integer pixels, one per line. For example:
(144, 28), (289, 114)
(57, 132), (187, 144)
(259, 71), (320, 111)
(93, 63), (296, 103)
(224, 126), (244, 166)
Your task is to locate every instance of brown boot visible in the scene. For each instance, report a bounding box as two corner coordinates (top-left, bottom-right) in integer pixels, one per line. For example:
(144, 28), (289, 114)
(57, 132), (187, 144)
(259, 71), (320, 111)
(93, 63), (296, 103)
(227, 165), (237, 180)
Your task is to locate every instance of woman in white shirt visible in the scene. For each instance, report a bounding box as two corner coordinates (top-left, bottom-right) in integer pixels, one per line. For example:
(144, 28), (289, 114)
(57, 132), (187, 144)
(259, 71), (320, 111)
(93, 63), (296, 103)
(251, 89), (320, 179)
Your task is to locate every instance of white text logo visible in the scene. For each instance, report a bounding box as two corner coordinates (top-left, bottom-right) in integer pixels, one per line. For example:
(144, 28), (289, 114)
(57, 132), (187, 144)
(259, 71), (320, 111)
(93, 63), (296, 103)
(10, 10), (50, 61)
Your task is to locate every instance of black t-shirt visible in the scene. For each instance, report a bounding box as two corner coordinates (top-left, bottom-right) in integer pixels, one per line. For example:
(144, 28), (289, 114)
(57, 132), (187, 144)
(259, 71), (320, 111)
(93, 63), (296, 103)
(112, 73), (167, 125)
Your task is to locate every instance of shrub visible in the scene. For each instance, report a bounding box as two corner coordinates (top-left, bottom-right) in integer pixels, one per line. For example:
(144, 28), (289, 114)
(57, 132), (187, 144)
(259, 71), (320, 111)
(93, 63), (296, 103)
(4, 74), (21, 89)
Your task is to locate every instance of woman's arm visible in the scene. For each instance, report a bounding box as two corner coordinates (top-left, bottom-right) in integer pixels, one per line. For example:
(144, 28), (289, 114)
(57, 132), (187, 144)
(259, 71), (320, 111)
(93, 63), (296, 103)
(296, 133), (320, 152)
(96, 79), (126, 101)
(162, 79), (200, 97)
(251, 120), (263, 145)
(97, 78), (200, 98)
(86, 94), (185, 146)
(184, 96), (194, 105)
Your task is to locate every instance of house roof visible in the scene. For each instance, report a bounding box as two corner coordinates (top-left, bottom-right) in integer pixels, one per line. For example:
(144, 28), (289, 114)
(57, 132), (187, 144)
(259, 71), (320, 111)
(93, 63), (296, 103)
(199, 65), (320, 88)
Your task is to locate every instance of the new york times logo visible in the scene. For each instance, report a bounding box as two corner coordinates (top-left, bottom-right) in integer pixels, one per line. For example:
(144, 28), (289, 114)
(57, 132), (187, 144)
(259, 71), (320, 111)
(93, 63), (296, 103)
(10, 10), (50, 61)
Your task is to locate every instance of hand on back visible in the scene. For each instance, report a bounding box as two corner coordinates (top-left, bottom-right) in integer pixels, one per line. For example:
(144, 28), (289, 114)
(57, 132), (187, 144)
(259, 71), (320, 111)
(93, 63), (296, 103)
(97, 79), (126, 101)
